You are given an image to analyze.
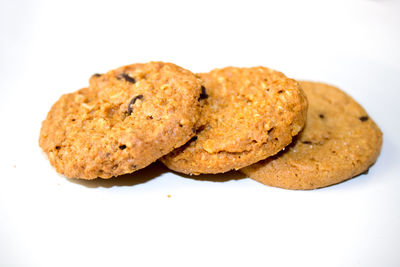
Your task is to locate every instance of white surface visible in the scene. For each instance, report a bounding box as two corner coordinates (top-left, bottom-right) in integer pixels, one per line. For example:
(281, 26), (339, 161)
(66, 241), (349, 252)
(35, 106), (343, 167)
(1, 0), (400, 266)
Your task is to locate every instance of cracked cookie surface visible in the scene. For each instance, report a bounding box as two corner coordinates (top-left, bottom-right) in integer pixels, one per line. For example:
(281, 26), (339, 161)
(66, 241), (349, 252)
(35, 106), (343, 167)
(162, 66), (308, 174)
(39, 62), (202, 179)
(241, 81), (383, 190)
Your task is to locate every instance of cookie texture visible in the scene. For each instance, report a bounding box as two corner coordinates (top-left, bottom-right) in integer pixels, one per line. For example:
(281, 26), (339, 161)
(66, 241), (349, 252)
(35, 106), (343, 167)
(39, 62), (202, 179)
(162, 66), (308, 174)
(242, 81), (383, 190)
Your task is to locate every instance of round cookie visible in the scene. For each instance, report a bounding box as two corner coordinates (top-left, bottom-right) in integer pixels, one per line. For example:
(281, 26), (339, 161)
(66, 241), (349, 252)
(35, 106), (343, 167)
(161, 66), (308, 174)
(39, 62), (202, 179)
(242, 81), (383, 190)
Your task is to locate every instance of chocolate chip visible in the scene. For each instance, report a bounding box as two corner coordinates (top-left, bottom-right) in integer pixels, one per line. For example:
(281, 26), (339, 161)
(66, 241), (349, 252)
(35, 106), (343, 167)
(319, 114), (325, 119)
(268, 127), (275, 134)
(359, 116), (369, 122)
(127, 95), (144, 116)
(119, 145), (127, 150)
(146, 115), (153, 120)
(302, 141), (312, 145)
(55, 146), (61, 150)
(278, 90), (284, 94)
(196, 125), (205, 133)
(93, 73), (102, 77)
(118, 73), (136, 83)
(198, 86), (208, 100)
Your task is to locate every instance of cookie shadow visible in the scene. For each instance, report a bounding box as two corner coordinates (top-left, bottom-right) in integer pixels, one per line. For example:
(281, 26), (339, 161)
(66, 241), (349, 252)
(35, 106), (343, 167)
(67, 161), (169, 188)
(173, 170), (247, 182)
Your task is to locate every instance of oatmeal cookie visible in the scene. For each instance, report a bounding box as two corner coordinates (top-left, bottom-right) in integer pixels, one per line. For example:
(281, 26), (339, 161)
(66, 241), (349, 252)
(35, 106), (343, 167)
(242, 81), (383, 190)
(162, 66), (308, 174)
(39, 62), (202, 179)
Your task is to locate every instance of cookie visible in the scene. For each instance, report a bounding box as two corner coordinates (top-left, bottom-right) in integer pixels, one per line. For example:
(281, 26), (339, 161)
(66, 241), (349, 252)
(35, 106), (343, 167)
(242, 81), (383, 190)
(161, 66), (308, 174)
(39, 62), (202, 179)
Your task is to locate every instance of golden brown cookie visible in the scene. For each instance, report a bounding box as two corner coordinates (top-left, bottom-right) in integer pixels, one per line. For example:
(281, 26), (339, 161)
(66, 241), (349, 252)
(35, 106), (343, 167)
(242, 81), (383, 190)
(162, 66), (308, 174)
(39, 62), (202, 179)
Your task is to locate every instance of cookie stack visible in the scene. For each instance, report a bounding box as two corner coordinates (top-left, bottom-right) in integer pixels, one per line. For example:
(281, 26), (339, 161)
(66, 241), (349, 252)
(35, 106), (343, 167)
(39, 62), (382, 190)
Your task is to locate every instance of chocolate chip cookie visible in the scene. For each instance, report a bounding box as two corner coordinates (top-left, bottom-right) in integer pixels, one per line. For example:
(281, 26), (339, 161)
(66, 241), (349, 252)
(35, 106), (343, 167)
(242, 81), (383, 190)
(162, 66), (308, 174)
(39, 62), (202, 179)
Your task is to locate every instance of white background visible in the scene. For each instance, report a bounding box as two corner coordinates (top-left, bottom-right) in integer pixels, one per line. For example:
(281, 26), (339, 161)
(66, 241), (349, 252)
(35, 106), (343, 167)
(1, 0), (399, 266)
